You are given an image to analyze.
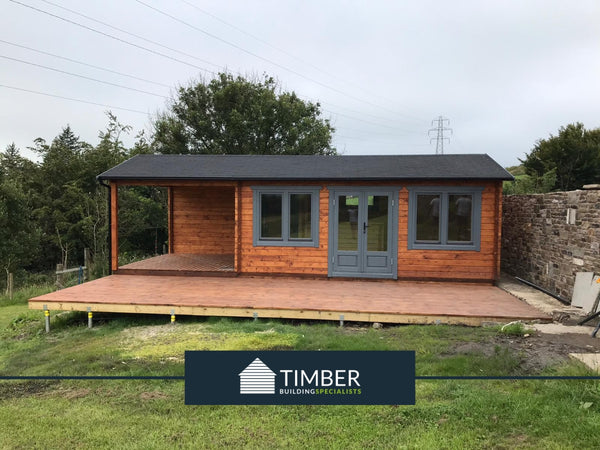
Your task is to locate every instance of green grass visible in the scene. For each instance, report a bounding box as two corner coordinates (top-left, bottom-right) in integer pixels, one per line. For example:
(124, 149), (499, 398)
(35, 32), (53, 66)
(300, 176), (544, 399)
(1, 290), (599, 449)
(0, 283), (53, 308)
(498, 321), (535, 336)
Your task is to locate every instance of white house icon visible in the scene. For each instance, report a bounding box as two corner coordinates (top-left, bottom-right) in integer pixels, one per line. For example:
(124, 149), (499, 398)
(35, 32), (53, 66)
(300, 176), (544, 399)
(239, 358), (276, 394)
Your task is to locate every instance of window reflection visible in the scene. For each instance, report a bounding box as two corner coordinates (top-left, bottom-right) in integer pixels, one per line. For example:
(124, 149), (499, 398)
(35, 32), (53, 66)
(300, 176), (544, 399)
(290, 193), (312, 239)
(416, 194), (440, 241)
(367, 195), (388, 251)
(260, 193), (282, 239)
(338, 195), (358, 251)
(448, 195), (472, 242)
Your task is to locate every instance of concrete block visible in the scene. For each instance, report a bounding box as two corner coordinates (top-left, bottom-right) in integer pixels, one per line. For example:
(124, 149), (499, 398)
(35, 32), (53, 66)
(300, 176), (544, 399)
(570, 354), (600, 372)
(571, 272), (600, 312)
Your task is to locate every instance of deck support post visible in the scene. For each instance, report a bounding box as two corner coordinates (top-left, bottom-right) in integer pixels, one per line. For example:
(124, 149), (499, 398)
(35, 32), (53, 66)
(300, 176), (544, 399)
(110, 182), (119, 273)
(43, 305), (50, 333)
(339, 314), (344, 327)
(87, 307), (93, 328)
(170, 309), (176, 325)
(253, 312), (258, 321)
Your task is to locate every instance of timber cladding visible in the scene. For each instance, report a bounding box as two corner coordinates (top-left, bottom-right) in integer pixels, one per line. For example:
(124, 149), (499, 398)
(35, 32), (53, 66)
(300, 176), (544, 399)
(396, 181), (500, 281)
(238, 180), (501, 281)
(239, 183), (329, 275)
(171, 186), (235, 254)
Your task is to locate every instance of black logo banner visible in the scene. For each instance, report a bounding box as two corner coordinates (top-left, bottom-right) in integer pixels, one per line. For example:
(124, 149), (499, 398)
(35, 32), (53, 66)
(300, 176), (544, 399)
(185, 351), (415, 405)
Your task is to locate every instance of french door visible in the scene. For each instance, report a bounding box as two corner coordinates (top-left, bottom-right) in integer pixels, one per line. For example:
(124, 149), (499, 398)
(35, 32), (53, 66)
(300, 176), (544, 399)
(329, 189), (397, 278)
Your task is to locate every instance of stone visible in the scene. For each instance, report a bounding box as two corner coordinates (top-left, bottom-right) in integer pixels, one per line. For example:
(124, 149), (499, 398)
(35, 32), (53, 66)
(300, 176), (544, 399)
(552, 311), (571, 323)
(502, 189), (600, 301)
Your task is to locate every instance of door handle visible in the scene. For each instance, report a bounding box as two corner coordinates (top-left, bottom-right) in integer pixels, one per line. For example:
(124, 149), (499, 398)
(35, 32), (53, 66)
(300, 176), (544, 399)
(363, 222), (368, 233)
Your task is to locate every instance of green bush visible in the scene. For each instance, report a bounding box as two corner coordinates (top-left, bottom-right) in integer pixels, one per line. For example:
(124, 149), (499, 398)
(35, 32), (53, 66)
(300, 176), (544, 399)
(498, 321), (534, 336)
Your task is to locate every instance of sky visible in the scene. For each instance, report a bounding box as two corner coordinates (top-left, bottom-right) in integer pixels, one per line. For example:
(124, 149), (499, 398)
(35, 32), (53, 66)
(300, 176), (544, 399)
(1, 0), (599, 167)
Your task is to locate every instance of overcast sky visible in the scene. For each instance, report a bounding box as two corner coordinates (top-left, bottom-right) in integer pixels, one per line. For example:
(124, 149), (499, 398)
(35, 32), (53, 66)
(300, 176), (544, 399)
(1, 0), (599, 167)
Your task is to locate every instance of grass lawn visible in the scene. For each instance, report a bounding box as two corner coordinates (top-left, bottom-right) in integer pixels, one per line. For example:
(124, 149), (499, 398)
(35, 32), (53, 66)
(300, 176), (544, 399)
(1, 289), (600, 449)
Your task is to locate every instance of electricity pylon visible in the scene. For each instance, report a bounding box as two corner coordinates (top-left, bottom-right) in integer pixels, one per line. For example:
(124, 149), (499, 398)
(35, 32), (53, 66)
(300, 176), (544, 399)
(428, 116), (452, 154)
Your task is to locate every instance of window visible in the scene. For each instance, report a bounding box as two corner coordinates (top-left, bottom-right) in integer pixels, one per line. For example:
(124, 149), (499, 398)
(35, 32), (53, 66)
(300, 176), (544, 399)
(408, 187), (482, 251)
(253, 187), (320, 247)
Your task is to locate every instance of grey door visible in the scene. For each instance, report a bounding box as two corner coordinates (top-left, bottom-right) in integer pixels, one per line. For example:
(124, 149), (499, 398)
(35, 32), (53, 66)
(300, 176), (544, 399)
(329, 189), (397, 278)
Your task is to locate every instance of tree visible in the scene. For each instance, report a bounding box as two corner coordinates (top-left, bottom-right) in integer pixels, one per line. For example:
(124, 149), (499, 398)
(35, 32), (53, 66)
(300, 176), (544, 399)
(152, 73), (336, 155)
(0, 143), (36, 185)
(521, 123), (600, 191)
(0, 146), (40, 286)
(29, 126), (91, 269)
(503, 169), (557, 195)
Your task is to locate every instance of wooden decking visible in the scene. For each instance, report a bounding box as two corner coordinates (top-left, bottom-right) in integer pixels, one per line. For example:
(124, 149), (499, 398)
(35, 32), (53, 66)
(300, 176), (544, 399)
(118, 254), (235, 276)
(29, 275), (550, 326)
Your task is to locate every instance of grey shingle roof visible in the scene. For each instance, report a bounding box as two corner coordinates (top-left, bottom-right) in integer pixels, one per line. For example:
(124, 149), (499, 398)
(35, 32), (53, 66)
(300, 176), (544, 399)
(97, 154), (513, 181)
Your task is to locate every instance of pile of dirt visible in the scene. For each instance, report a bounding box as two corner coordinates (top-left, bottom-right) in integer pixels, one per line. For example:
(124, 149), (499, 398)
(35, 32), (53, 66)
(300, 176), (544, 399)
(450, 331), (600, 373)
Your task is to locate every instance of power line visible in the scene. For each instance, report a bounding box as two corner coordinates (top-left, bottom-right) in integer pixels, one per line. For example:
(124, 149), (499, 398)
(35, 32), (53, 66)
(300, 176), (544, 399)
(9, 0), (216, 76)
(3, 39), (411, 133)
(9, 0), (425, 134)
(38, 0), (222, 71)
(428, 116), (453, 154)
(0, 39), (171, 88)
(7, 1), (431, 137)
(178, 0), (429, 123)
(1, 46), (413, 133)
(0, 54), (168, 99)
(0, 46), (415, 134)
(321, 107), (420, 134)
(0, 83), (149, 115)
(133, 0), (424, 120)
(177, 0), (427, 123)
(178, 0), (328, 73)
(297, 94), (423, 132)
(175, 1), (372, 99)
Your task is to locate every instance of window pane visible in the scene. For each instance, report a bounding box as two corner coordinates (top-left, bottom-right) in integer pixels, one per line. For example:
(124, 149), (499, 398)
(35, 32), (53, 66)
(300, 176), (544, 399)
(260, 194), (282, 239)
(448, 194), (472, 242)
(416, 194), (440, 241)
(290, 193), (312, 239)
(367, 195), (388, 251)
(338, 195), (358, 251)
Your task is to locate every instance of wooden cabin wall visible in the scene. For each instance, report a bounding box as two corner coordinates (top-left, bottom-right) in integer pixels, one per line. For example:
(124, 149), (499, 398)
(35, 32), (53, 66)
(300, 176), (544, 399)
(238, 180), (502, 281)
(396, 180), (501, 281)
(171, 186), (235, 254)
(239, 183), (329, 275)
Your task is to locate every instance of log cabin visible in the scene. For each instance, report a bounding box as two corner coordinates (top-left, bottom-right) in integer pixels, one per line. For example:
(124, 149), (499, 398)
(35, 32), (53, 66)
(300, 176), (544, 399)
(97, 154), (513, 283)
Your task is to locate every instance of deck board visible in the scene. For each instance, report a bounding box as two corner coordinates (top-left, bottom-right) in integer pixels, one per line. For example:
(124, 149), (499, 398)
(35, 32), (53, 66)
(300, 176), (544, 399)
(118, 253), (235, 275)
(29, 275), (550, 325)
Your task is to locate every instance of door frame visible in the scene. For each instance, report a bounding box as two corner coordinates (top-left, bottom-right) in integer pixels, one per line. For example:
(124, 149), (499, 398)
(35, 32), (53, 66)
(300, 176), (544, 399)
(327, 186), (399, 279)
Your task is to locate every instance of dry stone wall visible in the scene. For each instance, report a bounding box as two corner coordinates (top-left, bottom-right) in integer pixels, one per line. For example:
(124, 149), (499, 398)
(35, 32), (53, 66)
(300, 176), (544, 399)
(502, 188), (600, 300)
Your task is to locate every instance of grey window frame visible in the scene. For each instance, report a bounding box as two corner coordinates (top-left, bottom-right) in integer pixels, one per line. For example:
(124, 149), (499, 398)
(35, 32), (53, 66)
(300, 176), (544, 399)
(252, 186), (320, 247)
(407, 186), (483, 251)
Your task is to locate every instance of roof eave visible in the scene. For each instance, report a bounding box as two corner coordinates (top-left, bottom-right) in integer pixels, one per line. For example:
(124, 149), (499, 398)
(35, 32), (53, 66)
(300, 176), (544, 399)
(97, 175), (514, 182)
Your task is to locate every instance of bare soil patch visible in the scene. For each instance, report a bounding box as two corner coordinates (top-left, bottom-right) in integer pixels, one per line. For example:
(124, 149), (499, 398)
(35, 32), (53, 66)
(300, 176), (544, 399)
(450, 330), (600, 373)
(0, 380), (57, 399)
(140, 390), (170, 400)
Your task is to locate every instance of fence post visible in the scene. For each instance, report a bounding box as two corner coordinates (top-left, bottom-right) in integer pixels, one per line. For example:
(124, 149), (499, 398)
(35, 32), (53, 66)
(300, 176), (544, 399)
(7, 273), (13, 299)
(84, 248), (91, 281)
(56, 264), (63, 289)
